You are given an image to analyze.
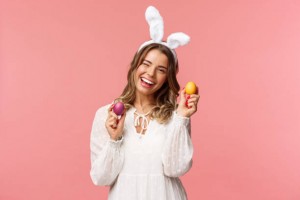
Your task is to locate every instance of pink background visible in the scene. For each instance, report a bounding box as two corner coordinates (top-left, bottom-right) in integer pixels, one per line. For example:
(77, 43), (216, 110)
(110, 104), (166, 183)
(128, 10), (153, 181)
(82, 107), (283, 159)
(1, 0), (300, 199)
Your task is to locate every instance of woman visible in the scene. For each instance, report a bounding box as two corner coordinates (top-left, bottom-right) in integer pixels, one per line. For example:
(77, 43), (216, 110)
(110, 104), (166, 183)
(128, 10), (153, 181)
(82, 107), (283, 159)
(90, 6), (200, 200)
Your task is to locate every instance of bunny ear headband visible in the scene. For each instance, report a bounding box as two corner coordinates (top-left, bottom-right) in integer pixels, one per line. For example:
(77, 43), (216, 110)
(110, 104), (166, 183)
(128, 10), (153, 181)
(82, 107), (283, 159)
(138, 6), (190, 63)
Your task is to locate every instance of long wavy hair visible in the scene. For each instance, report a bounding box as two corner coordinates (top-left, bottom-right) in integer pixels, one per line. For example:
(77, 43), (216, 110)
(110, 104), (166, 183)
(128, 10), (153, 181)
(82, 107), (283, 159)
(116, 43), (180, 123)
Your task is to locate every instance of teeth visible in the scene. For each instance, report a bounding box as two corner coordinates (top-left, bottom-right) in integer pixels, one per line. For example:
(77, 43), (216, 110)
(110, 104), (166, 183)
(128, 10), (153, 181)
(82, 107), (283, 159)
(141, 78), (154, 85)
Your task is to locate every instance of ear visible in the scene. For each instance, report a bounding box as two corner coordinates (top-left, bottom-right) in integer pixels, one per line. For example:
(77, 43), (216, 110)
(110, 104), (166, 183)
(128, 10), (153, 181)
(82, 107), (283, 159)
(145, 6), (164, 42)
(167, 32), (190, 49)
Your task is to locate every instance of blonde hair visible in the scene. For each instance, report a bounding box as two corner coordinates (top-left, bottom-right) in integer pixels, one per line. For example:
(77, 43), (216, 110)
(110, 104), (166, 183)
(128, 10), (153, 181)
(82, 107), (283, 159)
(116, 43), (180, 123)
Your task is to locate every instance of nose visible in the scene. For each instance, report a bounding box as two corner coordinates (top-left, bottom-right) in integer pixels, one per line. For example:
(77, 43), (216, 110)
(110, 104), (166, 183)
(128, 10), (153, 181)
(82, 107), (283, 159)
(147, 65), (155, 77)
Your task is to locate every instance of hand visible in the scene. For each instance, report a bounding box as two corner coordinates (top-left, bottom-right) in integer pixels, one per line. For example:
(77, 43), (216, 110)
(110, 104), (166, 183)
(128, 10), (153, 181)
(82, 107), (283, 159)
(176, 88), (200, 118)
(105, 104), (126, 141)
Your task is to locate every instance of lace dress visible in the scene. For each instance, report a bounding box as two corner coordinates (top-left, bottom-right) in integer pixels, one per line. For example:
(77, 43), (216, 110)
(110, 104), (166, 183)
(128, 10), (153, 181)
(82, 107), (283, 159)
(90, 104), (194, 200)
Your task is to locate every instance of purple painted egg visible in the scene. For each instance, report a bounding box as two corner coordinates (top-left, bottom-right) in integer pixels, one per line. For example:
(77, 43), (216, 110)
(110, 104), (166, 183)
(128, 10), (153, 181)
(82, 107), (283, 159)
(113, 102), (125, 115)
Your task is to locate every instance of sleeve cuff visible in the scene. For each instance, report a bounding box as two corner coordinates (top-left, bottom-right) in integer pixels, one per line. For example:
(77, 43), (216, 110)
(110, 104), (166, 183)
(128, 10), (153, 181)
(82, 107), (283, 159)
(174, 112), (190, 126)
(109, 136), (123, 148)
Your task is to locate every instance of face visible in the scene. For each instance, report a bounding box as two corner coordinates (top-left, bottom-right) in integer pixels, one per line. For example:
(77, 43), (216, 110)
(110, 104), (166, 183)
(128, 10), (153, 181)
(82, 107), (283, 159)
(134, 49), (169, 98)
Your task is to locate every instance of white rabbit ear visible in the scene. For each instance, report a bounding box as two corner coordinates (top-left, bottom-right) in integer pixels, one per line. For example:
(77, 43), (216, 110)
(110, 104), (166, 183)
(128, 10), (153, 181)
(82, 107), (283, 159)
(167, 32), (190, 49)
(145, 6), (164, 42)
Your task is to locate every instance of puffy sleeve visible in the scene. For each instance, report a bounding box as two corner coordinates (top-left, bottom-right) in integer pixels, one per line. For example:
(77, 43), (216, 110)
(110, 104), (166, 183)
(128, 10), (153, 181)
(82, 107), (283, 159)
(89, 105), (124, 186)
(162, 112), (194, 177)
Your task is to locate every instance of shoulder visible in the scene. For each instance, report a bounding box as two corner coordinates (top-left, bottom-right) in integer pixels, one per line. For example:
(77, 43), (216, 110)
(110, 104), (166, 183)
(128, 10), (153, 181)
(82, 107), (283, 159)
(96, 103), (112, 113)
(94, 103), (113, 119)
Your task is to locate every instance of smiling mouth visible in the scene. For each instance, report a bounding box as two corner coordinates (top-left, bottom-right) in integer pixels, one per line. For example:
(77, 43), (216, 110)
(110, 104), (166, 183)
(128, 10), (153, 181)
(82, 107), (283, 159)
(141, 77), (155, 87)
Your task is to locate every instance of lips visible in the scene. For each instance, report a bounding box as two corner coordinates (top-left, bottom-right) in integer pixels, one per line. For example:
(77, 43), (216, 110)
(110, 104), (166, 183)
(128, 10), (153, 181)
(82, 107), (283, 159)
(140, 77), (155, 88)
(141, 77), (154, 84)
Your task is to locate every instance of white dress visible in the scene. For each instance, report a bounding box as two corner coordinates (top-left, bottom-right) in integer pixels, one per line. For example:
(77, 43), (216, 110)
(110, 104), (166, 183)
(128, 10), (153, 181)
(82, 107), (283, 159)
(90, 104), (194, 200)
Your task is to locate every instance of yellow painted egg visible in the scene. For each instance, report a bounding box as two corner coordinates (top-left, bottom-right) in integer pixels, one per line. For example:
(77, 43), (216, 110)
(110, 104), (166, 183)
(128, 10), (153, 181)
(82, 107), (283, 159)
(185, 81), (197, 95)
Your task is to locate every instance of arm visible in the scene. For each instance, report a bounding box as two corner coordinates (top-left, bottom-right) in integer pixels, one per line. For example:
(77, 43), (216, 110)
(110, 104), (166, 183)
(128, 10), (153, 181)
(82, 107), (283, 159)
(162, 112), (193, 177)
(90, 105), (125, 186)
(162, 88), (200, 177)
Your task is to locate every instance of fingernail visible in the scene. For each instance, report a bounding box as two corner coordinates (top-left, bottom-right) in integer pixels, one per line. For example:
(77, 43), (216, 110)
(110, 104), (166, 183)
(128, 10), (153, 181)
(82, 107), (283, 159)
(185, 99), (189, 107)
(110, 104), (115, 110)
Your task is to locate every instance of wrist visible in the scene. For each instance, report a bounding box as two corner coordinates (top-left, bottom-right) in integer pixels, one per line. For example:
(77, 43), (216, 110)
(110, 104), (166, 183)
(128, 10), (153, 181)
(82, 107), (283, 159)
(110, 135), (123, 141)
(176, 109), (189, 118)
(174, 111), (190, 126)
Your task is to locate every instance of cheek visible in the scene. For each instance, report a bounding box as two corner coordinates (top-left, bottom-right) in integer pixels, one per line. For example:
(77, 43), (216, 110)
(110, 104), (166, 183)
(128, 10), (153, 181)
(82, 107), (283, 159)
(135, 66), (143, 76)
(157, 74), (167, 85)
(135, 66), (145, 76)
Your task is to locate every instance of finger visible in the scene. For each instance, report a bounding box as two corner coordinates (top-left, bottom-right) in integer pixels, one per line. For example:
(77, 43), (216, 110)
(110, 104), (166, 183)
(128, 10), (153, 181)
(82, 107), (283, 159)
(187, 97), (199, 104)
(107, 118), (118, 129)
(188, 96), (198, 102)
(107, 117), (117, 124)
(108, 103), (115, 113)
(107, 118), (117, 126)
(188, 99), (199, 107)
(185, 95), (191, 107)
(188, 95), (200, 103)
(107, 117), (117, 126)
(179, 88), (186, 105)
(108, 111), (118, 119)
(110, 121), (117, 129)
(106, 105), (118, 127)
(117, 111), (126, 131)
(188, 102), (197, 111)
(106, 120), (117, 129)
(188, 99), (197, 106)
(189, 94), (200, 99)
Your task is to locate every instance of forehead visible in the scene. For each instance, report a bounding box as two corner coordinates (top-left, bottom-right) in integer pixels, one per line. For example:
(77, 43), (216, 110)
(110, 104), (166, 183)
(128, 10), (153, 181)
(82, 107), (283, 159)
(144, 49), (169, 67)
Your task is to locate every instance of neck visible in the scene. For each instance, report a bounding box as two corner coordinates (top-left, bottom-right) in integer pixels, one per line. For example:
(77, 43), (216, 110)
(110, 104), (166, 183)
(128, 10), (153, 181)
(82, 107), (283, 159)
(134, 93), (156, 114)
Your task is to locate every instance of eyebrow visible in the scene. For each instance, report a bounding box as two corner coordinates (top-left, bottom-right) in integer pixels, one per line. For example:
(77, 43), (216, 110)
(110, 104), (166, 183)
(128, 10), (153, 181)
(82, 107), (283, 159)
(143, 59), (167, 69)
